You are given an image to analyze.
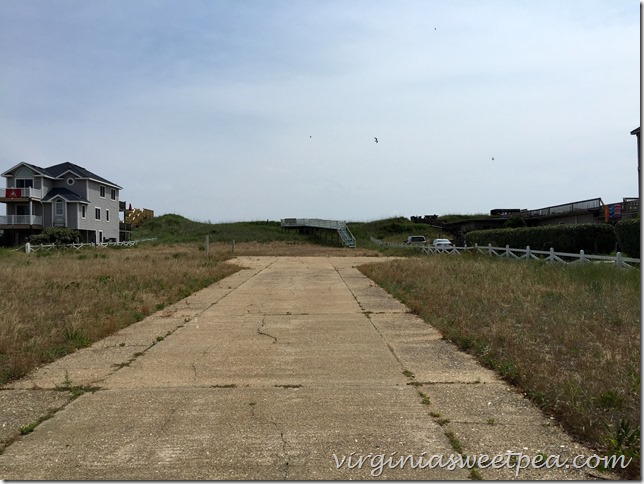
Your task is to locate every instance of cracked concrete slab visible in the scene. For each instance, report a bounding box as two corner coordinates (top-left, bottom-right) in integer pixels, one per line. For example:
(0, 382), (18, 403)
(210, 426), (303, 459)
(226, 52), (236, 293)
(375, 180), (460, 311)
(6, 346), (150, 390)
(0, 256), (608, 480)
(0, 389), (72, 447)
(0, 386), (467, 480)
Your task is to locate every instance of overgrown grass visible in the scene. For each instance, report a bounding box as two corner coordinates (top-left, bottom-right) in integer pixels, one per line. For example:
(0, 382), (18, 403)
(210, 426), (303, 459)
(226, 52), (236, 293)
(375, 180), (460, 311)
(132, 214), (313, 244)
(0, 244), (240, 385)
(359, 254), (640, 477)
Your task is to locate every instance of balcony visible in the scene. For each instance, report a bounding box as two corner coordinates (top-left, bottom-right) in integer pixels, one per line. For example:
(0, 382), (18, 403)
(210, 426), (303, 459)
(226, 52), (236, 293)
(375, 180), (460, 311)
(523, 197), (603, 218)
(623, 198), (639, 213)
(0, 187), (43, 201)
(0, 215), (43, 228)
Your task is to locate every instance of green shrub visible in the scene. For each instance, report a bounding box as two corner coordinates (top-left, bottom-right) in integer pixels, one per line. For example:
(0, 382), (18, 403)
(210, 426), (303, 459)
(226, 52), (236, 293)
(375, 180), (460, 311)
(465, 223), (617, 255)
(29, 227), (81, 245)
(615, 219), (640, 258)
(503, 216), (527, 228)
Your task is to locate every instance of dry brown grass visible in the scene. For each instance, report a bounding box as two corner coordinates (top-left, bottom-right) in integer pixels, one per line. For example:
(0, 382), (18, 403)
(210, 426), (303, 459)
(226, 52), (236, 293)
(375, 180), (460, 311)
(359, 254), (640, 473)
(0, 243), (239, 385)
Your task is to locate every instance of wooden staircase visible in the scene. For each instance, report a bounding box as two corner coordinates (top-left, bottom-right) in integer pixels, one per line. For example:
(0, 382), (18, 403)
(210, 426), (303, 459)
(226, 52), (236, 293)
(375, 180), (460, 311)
(125, 208), (154, 228)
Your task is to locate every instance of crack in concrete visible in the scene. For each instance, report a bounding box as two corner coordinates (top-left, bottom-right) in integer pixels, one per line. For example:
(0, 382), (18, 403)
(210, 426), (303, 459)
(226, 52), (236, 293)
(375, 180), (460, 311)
(248, 401), (290, 479)
(280, 430), (290, 480)
(257, 318), (277, 344)
(159, 407), (177, 432)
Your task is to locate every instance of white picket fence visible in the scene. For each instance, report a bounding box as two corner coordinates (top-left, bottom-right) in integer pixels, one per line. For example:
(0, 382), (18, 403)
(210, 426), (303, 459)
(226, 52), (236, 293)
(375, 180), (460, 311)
(369, 237), (640, 269)
(16, 238), (158, 253)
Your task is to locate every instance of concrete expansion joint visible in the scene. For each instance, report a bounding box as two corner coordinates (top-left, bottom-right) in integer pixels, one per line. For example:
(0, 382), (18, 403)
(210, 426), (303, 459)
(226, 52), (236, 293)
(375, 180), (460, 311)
(419, 380), (501, 386)
(0, 383), (102, 455)
(332, 265), (364, 309)
(205, 261), (275, 310)
(280, 430), (290, 480)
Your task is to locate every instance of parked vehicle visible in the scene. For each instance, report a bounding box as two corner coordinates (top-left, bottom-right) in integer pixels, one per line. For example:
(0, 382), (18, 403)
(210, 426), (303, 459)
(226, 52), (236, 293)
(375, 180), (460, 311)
(405, 235), (427, 245)
(431, 238), (453, 248)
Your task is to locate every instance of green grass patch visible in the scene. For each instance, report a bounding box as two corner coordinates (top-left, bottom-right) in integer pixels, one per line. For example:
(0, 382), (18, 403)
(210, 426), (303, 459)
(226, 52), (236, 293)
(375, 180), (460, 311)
(132, 214), (313, 244)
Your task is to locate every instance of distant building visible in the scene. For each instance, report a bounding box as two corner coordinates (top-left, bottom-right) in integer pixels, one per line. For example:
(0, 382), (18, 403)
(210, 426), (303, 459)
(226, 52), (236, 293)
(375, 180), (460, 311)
(442, 196), (639, 244)
(0, 162), (122, 245)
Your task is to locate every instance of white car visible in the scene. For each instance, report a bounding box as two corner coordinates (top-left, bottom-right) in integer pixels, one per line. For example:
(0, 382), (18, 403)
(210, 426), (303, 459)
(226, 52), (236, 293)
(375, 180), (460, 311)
(431, 238), (453, 249)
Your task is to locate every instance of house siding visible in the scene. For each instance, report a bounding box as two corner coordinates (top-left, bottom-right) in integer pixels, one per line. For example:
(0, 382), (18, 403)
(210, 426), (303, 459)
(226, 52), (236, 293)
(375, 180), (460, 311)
(41, 177), (54, 196)
(67, 203), (79, 229)
(43, 206), (52, 226)
(1, 162), (122, 244)
(84, 181), (120, 241)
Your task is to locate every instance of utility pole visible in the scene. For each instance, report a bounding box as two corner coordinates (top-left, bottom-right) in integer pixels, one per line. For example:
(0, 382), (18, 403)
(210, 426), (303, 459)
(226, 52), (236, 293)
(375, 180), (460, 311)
(630, 127), (640, 201)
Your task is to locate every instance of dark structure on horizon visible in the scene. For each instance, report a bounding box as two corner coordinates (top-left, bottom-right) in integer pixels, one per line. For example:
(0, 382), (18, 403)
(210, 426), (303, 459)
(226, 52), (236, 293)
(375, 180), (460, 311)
(413, 196), (639, 245)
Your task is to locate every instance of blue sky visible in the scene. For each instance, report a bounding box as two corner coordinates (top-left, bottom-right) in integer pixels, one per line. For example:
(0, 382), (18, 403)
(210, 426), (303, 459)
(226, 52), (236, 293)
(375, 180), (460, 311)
(0, 0), (639, 222)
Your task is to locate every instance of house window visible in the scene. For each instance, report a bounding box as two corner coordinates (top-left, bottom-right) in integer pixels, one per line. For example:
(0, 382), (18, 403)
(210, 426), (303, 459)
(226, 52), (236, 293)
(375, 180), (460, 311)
(55, 200), (64, 216)
(110, 188), (116, 200)
(81, 205), (86, 219)
(106, 209), (110, 222)
(16, 179), (34, 188)
(95, 208), (101, 220)
(100, 186), (106, 198)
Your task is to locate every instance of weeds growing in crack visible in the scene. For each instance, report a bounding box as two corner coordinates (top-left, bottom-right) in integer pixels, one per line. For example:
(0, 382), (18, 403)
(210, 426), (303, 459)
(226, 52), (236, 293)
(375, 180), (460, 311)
(444, 430), (463, 454)
(416, 390), (430, 405)
(469, 468), (484, 480)
(55, 372), (101, 400)
(19, 414), (54, 435)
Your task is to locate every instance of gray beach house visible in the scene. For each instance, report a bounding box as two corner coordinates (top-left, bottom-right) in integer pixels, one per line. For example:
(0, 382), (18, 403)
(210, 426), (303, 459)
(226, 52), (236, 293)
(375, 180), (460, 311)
(0, 162), (122, 245)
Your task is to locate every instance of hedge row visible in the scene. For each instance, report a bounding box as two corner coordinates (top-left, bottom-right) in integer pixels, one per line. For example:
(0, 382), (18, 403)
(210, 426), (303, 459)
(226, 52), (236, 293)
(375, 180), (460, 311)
(464, 223), (618, 255)
(29, 227), (81, 245)
(615, 218), (640, 258)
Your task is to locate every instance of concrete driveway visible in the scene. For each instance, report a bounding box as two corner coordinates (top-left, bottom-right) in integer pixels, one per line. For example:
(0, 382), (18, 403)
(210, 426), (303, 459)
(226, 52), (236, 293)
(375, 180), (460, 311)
(0, 256), (601, 479)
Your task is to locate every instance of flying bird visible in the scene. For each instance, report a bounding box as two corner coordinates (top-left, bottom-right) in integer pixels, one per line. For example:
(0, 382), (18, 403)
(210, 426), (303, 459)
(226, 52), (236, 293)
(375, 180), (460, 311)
(491, 157), (495, 161)
(374, 137), (378, 143)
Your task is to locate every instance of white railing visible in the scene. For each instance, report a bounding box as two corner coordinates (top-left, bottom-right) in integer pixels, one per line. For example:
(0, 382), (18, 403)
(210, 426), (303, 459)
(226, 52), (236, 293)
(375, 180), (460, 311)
(369, 237), (640, 269)
(523, 198), (603, 218)
(281, 218), (346, 230)
(16, 238), (158, 253)
(0, 187), (42, 199)
(0, 215), (43, 226)
(281, 218), (356, 247)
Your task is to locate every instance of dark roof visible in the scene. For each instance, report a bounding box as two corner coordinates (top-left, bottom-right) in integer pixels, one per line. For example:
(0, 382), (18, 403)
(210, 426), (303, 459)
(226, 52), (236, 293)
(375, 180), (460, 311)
(631, 127), (640, 135)
(43, 162), (121, 188)
(2, 161), (122, 189)
(42, 187), (89, 203)
(6, 162), (49, 176)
